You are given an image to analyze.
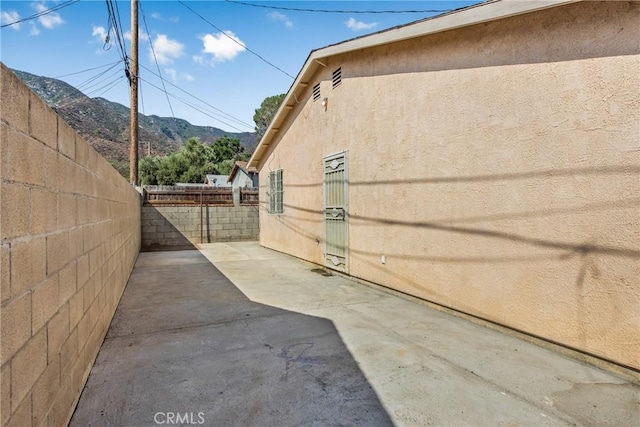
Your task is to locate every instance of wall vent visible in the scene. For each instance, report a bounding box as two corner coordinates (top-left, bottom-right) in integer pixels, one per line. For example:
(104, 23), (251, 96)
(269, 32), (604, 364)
(332, 67), (342, 88)
(313, 83), (321, 101)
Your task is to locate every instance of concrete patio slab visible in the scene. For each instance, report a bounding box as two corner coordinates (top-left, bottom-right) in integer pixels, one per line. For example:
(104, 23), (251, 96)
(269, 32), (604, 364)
(70, 242), (639, 426)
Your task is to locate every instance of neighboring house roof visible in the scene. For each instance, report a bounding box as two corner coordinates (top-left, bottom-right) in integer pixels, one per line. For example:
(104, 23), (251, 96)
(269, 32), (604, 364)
(204, 174), (231, 186)
(227, 161), (257, 183)
(247, 0), (578, 170)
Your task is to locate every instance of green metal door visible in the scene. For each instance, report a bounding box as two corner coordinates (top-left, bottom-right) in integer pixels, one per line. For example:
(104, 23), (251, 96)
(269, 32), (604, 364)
(323, 151), (348, 272)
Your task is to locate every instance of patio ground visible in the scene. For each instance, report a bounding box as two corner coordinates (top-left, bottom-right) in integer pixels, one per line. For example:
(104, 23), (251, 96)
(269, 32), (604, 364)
(70, 242), (639, 426)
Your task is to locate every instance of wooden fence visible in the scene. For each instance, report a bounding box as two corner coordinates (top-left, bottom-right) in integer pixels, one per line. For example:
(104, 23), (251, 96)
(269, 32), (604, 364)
(240, 188), (259, 205)
(143, 186), (259, 206)
(144, 186), (233, 206)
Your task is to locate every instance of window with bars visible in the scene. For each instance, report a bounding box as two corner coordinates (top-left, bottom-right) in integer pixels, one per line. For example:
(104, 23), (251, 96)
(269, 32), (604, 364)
(312, 83), (321, 101)
(268, 169), (283, 214)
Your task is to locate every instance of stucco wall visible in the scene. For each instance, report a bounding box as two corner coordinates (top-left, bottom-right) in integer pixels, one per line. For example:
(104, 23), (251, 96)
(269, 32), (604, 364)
(0, 64), (141, 426)
(257, 1), (640, 370)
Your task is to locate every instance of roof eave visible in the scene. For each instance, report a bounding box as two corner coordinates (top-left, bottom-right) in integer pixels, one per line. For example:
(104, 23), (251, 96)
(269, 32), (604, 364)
(247, 0), (580, 170)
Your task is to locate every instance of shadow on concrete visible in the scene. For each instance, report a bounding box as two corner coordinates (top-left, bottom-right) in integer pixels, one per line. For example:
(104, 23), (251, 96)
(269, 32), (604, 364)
(70, 250), (392, 426)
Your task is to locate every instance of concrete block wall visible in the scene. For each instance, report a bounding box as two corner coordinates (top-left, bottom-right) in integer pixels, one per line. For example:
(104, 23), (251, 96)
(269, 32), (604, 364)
(0, 64), (141, 426)
(141, 206), (259, 250)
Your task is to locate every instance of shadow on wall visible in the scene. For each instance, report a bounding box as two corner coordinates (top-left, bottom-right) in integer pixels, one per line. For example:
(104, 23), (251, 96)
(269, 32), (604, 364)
(69, 250), (393, 426)
(141, 206), (197, 252)
(141, 205), (260, 252)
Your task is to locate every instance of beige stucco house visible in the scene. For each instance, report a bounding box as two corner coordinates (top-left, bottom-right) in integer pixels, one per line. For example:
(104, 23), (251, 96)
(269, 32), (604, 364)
(247, 0), (640, 372)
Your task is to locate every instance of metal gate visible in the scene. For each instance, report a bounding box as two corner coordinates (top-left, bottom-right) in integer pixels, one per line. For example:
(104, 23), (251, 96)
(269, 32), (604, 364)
(323, 151), (348, 272)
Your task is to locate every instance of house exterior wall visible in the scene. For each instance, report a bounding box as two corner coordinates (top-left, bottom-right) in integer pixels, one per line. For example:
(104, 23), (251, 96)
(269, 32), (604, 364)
(230, 170), (254, 188)
(257, 1), (640, 370)
(1, 65), (141, 426)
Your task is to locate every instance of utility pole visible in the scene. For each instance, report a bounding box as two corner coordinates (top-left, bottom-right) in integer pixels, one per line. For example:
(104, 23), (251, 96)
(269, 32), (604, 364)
(129, 0), (139, 185)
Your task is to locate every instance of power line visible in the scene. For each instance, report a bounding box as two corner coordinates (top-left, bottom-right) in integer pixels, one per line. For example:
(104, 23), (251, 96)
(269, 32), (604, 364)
(178, 0), (295, 79)
(77, 65), (123, 92)
(0, 0), (79, 28)
(104, 0), (130, 74)
(223, 0), (452, 14)
(52, 60), (123, 79)
(140, 1), (175, 117)
(139, 63), (254, 129)
(139, 76), (253, 133)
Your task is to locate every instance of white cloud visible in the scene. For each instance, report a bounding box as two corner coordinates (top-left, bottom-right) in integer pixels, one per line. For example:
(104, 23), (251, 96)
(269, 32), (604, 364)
(345, 17), (378, 31)
(192, 55), (207, 66)
(268, 12), (292, 28)
(165, 68), (194, 82)
(150, 34), (184, 64)
(33, 2), (64, 29)
(1, 10), (21, 30)
(199, 31), (245, 63)
(92, 25), (108, 42)
(29, 22), (40, 36)
(124, 29), (150, 42)
(170, 16), (180, 23)
(165, 68), (178, 80)
(151, 12), (162, 20)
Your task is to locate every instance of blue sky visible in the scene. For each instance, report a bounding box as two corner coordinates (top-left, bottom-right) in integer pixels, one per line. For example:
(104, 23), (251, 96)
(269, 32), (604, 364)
(1, 1), (477, 133)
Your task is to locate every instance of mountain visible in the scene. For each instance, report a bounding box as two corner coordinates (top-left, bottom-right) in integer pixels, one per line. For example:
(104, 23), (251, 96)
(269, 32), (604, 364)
(11, 69), (257, 177)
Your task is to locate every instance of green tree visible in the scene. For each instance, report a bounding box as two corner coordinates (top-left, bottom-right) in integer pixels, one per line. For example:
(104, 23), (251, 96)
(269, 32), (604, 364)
(211, 135), (244, 164)
(139, 136), (246, 185)
(138, 156), (159, 185)
(253, 93), (285, 139)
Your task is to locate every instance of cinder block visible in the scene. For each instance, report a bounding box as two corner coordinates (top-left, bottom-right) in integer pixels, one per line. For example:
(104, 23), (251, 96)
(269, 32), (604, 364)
(53, 367), (82, 427)
(82, 222), (97, 250)
(59, 261), (76, 305)
(230, 217), (243, 224)
(68, 227), (83, 260)
(57, 117), (76, 160)
(222, 223), (236, 230)
(11, 328), (46, 412)
(0, 243), (9, 303)
(76, 254), (89, 288)
(29, 92), (57, 149)
(31, 187), (58, 235)
(57, 193), (77, 229)
(32, 273), (60, 334)
(43, 148), (60, 193)
(10, 237), (46, 298)
(143, 225), (157, 234)
(60, 328), (78, 375)
(75, 137), (89, 167)
(1, 363), (9, 426)
(218, 217), (230, 224)
(86, 146), (100, 174)
(47, 305), (69, 363)
(82, 278), (95, 313)
(89, 245), (105, 278)
(1, 183), (30, 240)
(68, 291), (83, 331)
(31, 354), (60, 427)
(1, 291), (32, 365)
(6, 388), (31, 427)
(1, 125), (45, 185)
(76, 309), (92, 353)
(46, 231), (69, 276)
(1, 66), (29, 133)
